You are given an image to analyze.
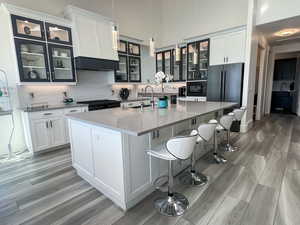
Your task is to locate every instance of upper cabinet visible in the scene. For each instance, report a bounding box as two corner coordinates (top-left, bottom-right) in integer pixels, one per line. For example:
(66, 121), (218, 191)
(115, 40), (141, 82)
(9, 11), (76, 84)
(210, 29), (246, 66)
(45, 23), (72, 45)
(187, 39), (209, 81)
(11, 15), (45, 41)
(64, 6), (118, 61)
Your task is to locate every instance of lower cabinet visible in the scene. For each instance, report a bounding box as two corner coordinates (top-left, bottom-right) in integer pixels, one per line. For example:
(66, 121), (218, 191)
(22, 106), (88, 154)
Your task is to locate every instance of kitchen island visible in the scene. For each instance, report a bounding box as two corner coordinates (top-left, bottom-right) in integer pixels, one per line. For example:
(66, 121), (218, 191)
(67, 101), (236, 210)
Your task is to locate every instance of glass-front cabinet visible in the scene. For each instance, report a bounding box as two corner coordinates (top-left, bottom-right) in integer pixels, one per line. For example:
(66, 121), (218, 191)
(115, 55), (128, 82)
(11, 15), (45, 41)
(156, 52), (163, 72)
(187, 39), (209, 81)
(11, 15), (76, 84)
(15, 39), (50, 82)
(128, 42), (140, 56)
(172, 50), (180, 81)
(181, 47), (187, 81)
(115, 40), (141, 82)
(45, 23), (72, 45)
(128, 56), (141, 82)
(164, 51), (172, 76)
(48, 44), (76, 82)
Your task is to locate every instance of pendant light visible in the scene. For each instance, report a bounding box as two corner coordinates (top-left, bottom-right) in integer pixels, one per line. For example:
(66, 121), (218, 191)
(149, 37), (155, 57)
(175, 44), (181, 62)
(193, 47), (198, 65)
(149, 0), (155, 57)
(111, 0), (119, 51)
(112, 25), (119, 51)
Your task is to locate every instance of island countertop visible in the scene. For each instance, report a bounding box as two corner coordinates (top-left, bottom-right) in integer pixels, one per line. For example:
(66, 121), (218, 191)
(67, 101), (237, 136)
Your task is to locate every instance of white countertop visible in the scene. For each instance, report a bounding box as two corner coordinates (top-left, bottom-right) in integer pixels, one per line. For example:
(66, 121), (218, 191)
(67, 101), (237, 136)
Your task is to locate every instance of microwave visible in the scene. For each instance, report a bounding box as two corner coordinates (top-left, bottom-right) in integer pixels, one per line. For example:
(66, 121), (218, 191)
(186, 81), (207, 97)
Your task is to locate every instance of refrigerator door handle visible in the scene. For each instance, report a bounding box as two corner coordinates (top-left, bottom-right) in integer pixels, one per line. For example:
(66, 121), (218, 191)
(223, 70), (227, 101)
(220, 70), (223, 101)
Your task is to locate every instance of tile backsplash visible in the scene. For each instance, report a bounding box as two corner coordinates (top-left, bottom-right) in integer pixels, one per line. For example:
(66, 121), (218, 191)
(17, 70), (186, 107)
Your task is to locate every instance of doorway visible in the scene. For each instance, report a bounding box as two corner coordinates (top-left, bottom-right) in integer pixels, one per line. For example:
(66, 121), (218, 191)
(271, 56), (298, 114)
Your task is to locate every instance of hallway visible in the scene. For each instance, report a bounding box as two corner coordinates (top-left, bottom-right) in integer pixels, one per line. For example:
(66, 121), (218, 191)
(0, 114), (299, 225)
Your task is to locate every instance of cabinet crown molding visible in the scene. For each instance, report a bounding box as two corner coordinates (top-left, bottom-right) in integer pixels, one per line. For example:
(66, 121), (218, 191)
(1, 3), (72, 28)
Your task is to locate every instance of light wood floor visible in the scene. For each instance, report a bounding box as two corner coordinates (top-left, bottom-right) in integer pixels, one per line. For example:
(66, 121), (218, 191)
(1, 114), (299, 225)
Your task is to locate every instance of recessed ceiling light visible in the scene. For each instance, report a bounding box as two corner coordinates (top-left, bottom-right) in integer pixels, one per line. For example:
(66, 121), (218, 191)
(274, 29), (300, 37)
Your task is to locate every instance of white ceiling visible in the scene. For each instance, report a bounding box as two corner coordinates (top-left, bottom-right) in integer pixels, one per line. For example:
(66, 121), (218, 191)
(257, 15), (300, 46)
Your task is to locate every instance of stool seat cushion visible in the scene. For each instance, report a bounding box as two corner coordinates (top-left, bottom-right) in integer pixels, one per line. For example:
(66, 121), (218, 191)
(147, 144), (177, 161)
(209, 119), (218, 124)
(216, 124), (224, 131)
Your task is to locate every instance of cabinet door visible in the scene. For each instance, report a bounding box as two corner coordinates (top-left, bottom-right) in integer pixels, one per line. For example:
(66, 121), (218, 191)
(31, 119), (51, 152)
(156, 52), (163, 72)
(172, 50), (180, 81)
(118, 40), (127, 54)
(210, 35), (226, 66)
(181, 47), (187, 81)
(187, 42), (198, 80)
(198, 40), (209, 80)
(45, 23), (72, 45)
(164, 51), (172, 75)
(115, 54), (128, 82)
(11, 15), (45, 41)
(128, 42), (140, 56)
(48, 44), (76, 82)
(15, 39), (50, 82)
(128, 56), (141, 82)
(49, 117), (66, 147)
(225, 30), (246, 64)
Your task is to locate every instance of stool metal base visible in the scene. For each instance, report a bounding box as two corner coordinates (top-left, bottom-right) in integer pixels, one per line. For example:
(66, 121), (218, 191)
(213, 153), (227, 164)
(180, 171), (208, 186)
(225, 144), (238, 152)
(154, 193), (189, 217)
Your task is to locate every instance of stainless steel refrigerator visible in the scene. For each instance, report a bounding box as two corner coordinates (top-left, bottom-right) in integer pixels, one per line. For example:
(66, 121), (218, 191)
(207, 63), (244, 107)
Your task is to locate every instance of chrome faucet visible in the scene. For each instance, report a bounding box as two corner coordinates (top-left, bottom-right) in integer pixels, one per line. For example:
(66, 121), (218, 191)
(144, 85), (155, 109)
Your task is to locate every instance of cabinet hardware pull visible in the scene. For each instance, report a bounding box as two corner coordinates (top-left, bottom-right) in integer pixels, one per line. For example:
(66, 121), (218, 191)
(70, 110), (78, 112)
(44, 113), (52, 116)
(46, 121), (49, 128)
(50, 120), (53, 128)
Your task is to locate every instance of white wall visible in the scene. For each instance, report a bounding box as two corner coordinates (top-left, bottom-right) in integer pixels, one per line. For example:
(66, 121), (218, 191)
(159, 0), (248, 47)
(256, 0), (300, 25)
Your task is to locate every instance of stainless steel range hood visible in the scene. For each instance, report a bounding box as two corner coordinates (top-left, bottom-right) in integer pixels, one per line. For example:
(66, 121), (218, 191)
(75, 56), (119, 71)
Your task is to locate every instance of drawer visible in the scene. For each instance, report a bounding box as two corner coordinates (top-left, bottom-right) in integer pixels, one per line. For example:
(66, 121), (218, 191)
(28, 109), (64, 120)
(64, 107), (84, 114)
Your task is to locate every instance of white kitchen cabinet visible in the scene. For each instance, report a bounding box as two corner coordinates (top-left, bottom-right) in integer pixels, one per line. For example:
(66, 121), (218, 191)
(210, 29), (246, 66)
(49, 117), (67, 147)
(64, 6), (118, 61)
(31, 119), (51, 152)
(22, 106), (87, 154)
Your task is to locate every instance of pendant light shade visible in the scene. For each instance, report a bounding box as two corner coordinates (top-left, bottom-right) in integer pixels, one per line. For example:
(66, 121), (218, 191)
(193, 50), (198, 65)
(112, 25), (119, 51)
(175, 44), (181, 62)
(149, 37), (155, 57)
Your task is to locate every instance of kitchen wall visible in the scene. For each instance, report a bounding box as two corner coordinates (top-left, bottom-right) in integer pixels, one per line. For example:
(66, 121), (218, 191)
(256, 0), (300, 25)
(159, 0), (248, 47)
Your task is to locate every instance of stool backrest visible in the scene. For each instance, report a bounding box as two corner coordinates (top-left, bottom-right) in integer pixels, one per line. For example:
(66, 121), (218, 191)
(198, 123), (217, 142)
(233, 108), (246, 121)
(166, 131), (198, 160)
(220, 114), (234, 130)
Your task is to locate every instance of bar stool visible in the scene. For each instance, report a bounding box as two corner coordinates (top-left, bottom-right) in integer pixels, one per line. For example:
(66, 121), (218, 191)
(209, 114), (234, 163)
(147, 132), (198, 217)
(227, 107), (246, 151)
(180, 123), (217, 186)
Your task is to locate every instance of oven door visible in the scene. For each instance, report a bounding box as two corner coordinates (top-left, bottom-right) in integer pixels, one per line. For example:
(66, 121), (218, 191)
(186, 81), (207, 97)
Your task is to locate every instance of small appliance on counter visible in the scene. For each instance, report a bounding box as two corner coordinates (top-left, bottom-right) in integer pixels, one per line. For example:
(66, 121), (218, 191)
(119, 88), (130, 101)
(62, 92), (74, 104)
(158, 96), (168, 108)
(178, 86), (186, 97)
